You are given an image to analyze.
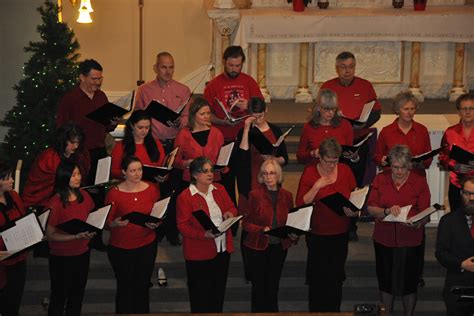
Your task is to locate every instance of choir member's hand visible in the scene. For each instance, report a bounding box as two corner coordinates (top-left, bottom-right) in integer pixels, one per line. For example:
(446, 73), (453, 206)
(381, 156), (388, 166)
(387, 205), (401, 217)
(342, 150), (360, 163)
(461, 257), (474, 272)
(261, 154), (273, 161)
(314, 176), (335, 191)
(343, 207), (359, 217)
(145, 222), (161, 230)
(244, 116), (256, 130)
(109, 116), (122, 126)
(110, 217), (129, 228)
(288, 233), (299, 241)
(204, 230), (221, 239)
(185, 159), (194, 169)
(167, 119), (181, 129)
(263, 226), (271, 232)
(75, 231), (96, 240)
(454, 163), (474, 174)
(0, 251), (11, 260)
(236, 98), (248, 110)
(406, 216), (429, 228)
(222, 211), (234, 220)
(224, 118), (240, 127)
(154, 174), (168, 183)
(310, 149), (320, 159)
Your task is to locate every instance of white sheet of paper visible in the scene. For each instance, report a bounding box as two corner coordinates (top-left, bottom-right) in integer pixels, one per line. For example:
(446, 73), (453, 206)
(216, 142), (235, 167)
(358, 100), (376, 123)
(150, 197), (171, 219)
(1, 213), (44, 251)
(383, 205), (412, 223)
(86, 204), (111, 229)
(95, 157), (111, 185)
(349, 187), (370, 209)
(285, 205), (313, 231)
(218, 215), (243, 233)
(38, 209), (51, 231)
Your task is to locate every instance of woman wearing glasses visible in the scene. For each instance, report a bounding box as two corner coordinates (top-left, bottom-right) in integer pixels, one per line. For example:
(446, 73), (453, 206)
(242, 158), (294, 312)
(296, 89), (353, 165)
(296, 138), (357, 312)
(176, 157), (237, 313)
(375, 91), (432, 174)
(367, 145), (430, 316)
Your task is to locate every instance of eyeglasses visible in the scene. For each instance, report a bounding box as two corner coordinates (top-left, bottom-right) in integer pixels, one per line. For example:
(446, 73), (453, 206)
(321, 157), (339, 165)
(337, 64), (355, 70)
(321, 107), (338, 112)
(200, 168), (214, 174)
(461, 189), (474, 197)
(391, 165), (408, 171)
(262, 171), (277, 177)
(252, 113), (265, 119)
(459, 107), (474, 113)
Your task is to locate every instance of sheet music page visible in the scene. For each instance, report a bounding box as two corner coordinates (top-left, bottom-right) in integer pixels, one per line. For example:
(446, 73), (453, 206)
(176, 94), (192, 114)
(216, 142), (235, 166)
(273, 125), (294, 147)
(151, 197), (171, 219)
(354, 132), (374, 147)
(286, 205), (313, 231)
(218, 215), (243, 233)
(383, 205), (412, 223)
(112, 90), (135, 111)
(358, 100), (376, 123)
(1, 213), (44, 251)
(38, 209), (51, 231)
(214, 98), (232, 121)
(349, 187), (370, 209)
(164, 147), (179, 169)
(95, 157), (111, 185)
(408, 205), (440, 223)
(86, 205), (111, 229)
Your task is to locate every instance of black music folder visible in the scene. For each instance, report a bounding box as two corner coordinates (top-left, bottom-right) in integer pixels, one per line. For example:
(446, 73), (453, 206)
(192, 210), (243, 235)
(251, 125), (294, 155)
(86, 102), (130, 126)
(142, 147), (179, 181)
(121, 197), (171, 227)
(215, 98), (249, 123)
(145, 97), (190, 127)
(340, 100), (376, 126)
(449, 145), (474, 165)
(341, 132), (374, 153)
(264, 203), (314, 238)
(56, 204), (111, 234)
(411, 146), (444, 163)
(320, 187), (369, 216)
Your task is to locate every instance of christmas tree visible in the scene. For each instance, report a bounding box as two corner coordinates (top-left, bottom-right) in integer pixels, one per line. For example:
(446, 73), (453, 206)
(0, 1), (80, 176)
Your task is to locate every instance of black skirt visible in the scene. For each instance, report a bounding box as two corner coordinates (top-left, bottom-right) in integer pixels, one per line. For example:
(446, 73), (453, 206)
(374, 241), (423, 296)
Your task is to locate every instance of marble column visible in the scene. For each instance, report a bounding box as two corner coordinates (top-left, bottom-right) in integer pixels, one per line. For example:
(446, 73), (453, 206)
(213, 0), (235, 8)
(257, 43), (271, 103)
(207, 11), (239, 74)
(449, 43), (467, 102)
(295, 43), (313, 103)
(409, 42), (424, 102)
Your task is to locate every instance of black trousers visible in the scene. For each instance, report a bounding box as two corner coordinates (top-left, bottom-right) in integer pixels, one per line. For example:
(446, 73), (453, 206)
(246, 244), (287, 312)
(307, 233), (349, 312)
(107, 240), (157, 314)
(444, 285), (474, 316)
(185, 252), (230, 313)
(48, 251), (90, 316)
(0, 260), (27, 316)
(448, 183), (463, 212)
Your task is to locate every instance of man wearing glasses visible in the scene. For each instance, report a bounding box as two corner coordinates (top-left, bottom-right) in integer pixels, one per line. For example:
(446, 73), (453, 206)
(439, 92), (474, 212)
(436, 175), (474, 316)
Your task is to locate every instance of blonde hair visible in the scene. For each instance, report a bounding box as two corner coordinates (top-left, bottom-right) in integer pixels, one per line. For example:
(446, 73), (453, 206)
(257, 158), (283, 184)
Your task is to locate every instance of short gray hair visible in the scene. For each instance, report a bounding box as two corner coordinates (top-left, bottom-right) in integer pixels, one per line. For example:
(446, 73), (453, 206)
(388, 144), (412, 169)
(392, 91), (418, 114)
(319, 137), (342, 159)
(189, 156), (213, 184)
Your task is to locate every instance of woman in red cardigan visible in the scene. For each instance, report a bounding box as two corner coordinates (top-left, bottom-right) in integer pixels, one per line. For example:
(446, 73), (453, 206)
(173, 97), (225, 186)
(176, 156), (237, 313)
(0, 162), (28, 316)
(46, 160), (96, 316)
(105, 155), (161, 314)
(368, 145), (430, 316)
(242, 158), (295, 312)
(296, 137), (358, 312)
(110, 110), (165, 180)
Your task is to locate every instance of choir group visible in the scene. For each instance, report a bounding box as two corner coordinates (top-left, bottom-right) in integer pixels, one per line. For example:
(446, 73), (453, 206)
(0, 46), (473, 316)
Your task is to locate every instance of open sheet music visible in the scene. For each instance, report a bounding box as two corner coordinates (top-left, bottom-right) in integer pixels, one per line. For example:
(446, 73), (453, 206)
(340, 100), (376, 126)
(265, 203), (314, 238)
(94, 157), (111, 186)
(215, 98), (249, 123)
(383, 204), (443, 224)
(216, 142), (235, 167)
(57, 204), (112, 234)
(122, 197), (171, 227)
(449, 145), (474, 165)
(342, 132), (374, 153)
(251, 125), (294, 155)
(320, 186), (370, 216)
(0, 213), (45, 258)
(142, 147), (179, 181)
(146, 96), (191, 127)
(192, 210), (243, 235)
(411, 146), (444, 163)
(86, 101), (131, 126)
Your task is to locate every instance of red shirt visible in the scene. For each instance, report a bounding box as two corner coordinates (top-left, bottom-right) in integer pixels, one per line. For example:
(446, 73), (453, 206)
(47, 190), (95, 256)
(243, 185), (294, 250)
(57, 86), (109, 150)
(375, 119), (432, 171)
(296, 163), (356, 235)
(439, 123), (474, 188)
(134, 79), (191, 140)
(105, 183), (160, 249)
(368, 170), (430, 247)
(204, 72), (263, 141)
(173, 127), (224, 182)
(176, 183), (237, 261)
(110, 139), (166, 180)
(296, 120), (353, 164)
(321, 77), (381, 139)
(0, 191), (28, 266)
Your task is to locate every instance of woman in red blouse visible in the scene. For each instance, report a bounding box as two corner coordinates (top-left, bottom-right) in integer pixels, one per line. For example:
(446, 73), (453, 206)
(105, 156), (161, 314)
(173, 97), (225, 186)
(295, 138), (357, 312)
(242, 158), (295, 312)
(110, 110), (165, 180)
(296, 89), (353, 165)
(46, 160), (96, 316)
(22, 123), (89, 209)
(368, 145), (430, 316)
(0, 162), (28, 316)
(176, 157), (237, 313)
(374, 91), (432, 174)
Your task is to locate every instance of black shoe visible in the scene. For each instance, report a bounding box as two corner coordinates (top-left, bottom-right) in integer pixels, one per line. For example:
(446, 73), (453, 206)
(157, 268), (168, 287)
(348, 231), (359, 242)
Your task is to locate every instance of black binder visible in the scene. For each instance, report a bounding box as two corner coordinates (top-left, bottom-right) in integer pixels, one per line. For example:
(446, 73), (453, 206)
(145, 99), (189, 127)
(264, 203), (314, 238)
(86, 102), (130, 126)
(56, 204), (111, 234)
(250, 125), (294, 155)
(320, 192), (362, 216)
(121, 212), (163, 227)
(192, 210), (242, 235)
(449, 145), (474, 165)
(411, 146), (444, 163)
